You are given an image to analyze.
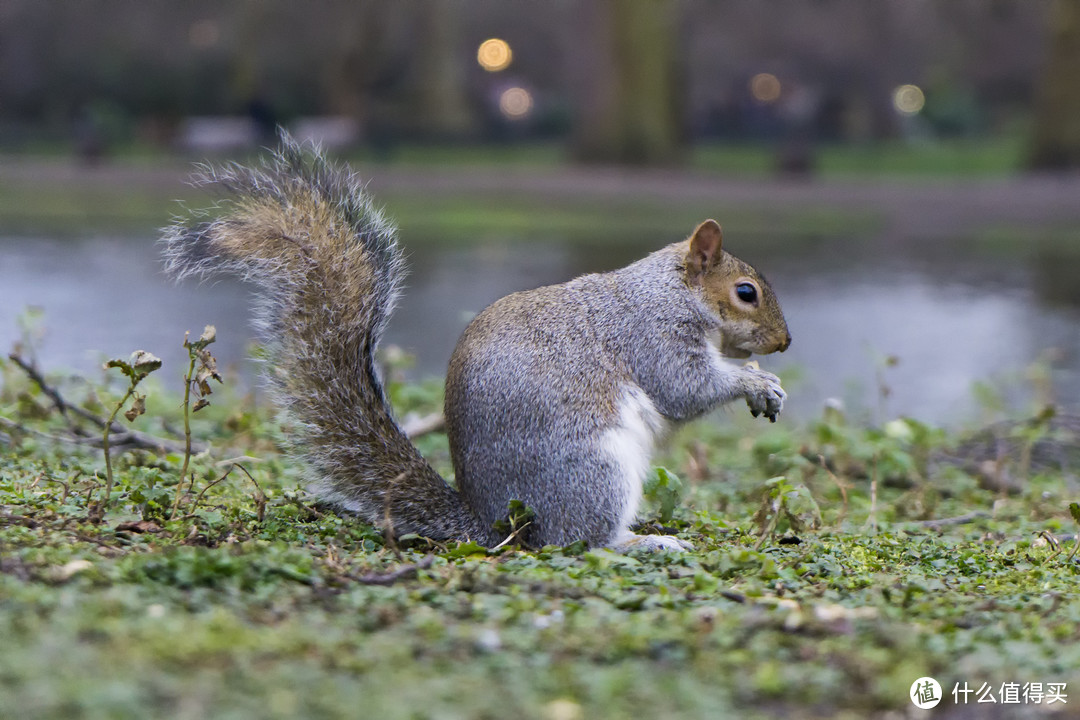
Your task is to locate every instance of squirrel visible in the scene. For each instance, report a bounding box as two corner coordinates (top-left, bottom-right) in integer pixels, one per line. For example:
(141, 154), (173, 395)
(162, 135), (791, 552)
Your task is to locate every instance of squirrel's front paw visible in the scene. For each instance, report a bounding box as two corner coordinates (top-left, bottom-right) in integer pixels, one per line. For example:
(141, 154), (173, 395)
(741, 366), (786, 422)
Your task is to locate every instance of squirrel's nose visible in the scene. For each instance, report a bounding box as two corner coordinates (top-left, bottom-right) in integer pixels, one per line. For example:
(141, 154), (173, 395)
(778, 333), (791, 352)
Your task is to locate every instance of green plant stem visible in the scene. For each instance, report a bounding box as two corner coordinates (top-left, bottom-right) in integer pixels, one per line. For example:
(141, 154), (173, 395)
(100, 388), (134, 513)
(864, 456), (880, 534)
(753, 496), (782, 551)
(170, 353), (197, 520)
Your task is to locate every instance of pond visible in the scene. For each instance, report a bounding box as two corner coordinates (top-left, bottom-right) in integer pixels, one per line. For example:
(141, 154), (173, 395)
(1, 228), (1078, 425)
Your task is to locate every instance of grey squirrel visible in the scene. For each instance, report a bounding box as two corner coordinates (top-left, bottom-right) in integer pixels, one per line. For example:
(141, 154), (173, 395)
(162, 135), (791, 551)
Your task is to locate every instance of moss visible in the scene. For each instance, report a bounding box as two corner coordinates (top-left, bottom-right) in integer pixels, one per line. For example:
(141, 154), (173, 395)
(1, 358), (1077, 719)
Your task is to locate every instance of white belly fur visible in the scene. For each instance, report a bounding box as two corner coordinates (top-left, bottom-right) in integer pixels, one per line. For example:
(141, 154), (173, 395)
(600, 384), (667, 538)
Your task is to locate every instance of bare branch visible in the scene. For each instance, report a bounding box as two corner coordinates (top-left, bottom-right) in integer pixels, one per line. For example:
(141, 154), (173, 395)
(916, 511), (991, 529)
(347, 555), (435, 586)
(402, 411), (445, 439)
(7, 352), (207, 455)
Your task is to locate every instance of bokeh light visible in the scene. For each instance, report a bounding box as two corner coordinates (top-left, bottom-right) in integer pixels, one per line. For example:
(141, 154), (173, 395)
(893, 84), (925, 115)
(189, 20), (220, 48)
(750, 73), (781, 103)
(477, 38), (512, 72)
(499, 87), (533, 119)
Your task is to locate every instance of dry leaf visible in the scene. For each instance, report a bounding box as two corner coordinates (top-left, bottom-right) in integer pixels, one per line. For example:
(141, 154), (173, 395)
(115, 520), (162, 534)
(131, 350), (162, 373)
(124, 394), (146, 422)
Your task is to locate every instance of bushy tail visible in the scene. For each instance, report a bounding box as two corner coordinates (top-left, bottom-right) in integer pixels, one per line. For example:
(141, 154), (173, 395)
(161, 133), (486, 542)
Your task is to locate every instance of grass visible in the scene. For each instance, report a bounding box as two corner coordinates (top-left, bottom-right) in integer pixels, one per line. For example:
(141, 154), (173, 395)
(0, 174), (880, 243)
(692, 136), (1026, 178)
(0, 179), (194, 236)
(345, 141), (569, 169)
(381, 194), (878, 243)
(1, 350), (1078, 719)
(0, 134), (1029, 226)
(7, 135), (1027, 175)
(0, 134), (1035, 240)
(338, 135), (1030, 178)
(813, 136), (1026, 177)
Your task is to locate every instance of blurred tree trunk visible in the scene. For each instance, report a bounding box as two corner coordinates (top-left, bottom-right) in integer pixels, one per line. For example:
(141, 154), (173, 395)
(571, 0), (683, 165)
(406, 0), (473, 139)
(323, 2), (471, 144)
(323, 5), (391, 121)
(1029, 0), (1080, 169)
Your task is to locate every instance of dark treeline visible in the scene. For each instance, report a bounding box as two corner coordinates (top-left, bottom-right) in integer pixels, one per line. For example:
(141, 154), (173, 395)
(1, 0), (1077, 167)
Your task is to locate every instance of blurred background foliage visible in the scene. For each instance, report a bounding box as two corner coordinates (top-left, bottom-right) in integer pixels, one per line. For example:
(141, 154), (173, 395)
(2, 0), (1079, 423)
(0, 0), (1078, 170)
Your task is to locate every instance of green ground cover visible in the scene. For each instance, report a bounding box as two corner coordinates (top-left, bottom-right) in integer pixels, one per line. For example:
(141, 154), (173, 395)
(1, 348), (1077, 719)
(8, 135), (1027, 175)
(0, 179), (190, 237)
(0, 175), (878, 244)
(691, 136), (1025, 177)
(0, 135), (1035, 237)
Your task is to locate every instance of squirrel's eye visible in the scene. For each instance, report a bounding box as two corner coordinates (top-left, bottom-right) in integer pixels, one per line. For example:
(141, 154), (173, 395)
(735, 283), (757, 304)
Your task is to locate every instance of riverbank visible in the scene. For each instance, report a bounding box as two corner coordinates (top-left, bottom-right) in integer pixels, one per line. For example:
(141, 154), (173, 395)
(2, 151), (1080, 239)
(2, 149), (1079, 426)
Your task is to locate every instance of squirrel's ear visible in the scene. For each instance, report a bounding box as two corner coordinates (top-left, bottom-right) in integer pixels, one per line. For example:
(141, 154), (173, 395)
(686, 219), (723, 284)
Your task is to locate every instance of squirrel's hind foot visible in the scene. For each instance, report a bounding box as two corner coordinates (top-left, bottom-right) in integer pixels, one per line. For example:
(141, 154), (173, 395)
(609, 533), (694, 553)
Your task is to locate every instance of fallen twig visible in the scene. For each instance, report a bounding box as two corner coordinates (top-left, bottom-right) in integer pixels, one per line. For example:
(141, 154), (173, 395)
(403, 412), (445, 439)
(0, 512), (41, 529)
(0, 416), (85, 446)
(7, 352), (207, 455)
(347, 555), (435, 586)
(0, 415), (196, 454)
(8, 353), (74, 420)
(229, 463), (267, 523)
(491, 522), (532, 550)
(183, 467), (234, 516)
(916, 511), (991, 529)
(292, 496), (326, 520)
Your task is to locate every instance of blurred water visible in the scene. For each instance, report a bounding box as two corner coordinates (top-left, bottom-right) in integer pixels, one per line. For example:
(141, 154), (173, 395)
(1, 231), (1078, 425)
